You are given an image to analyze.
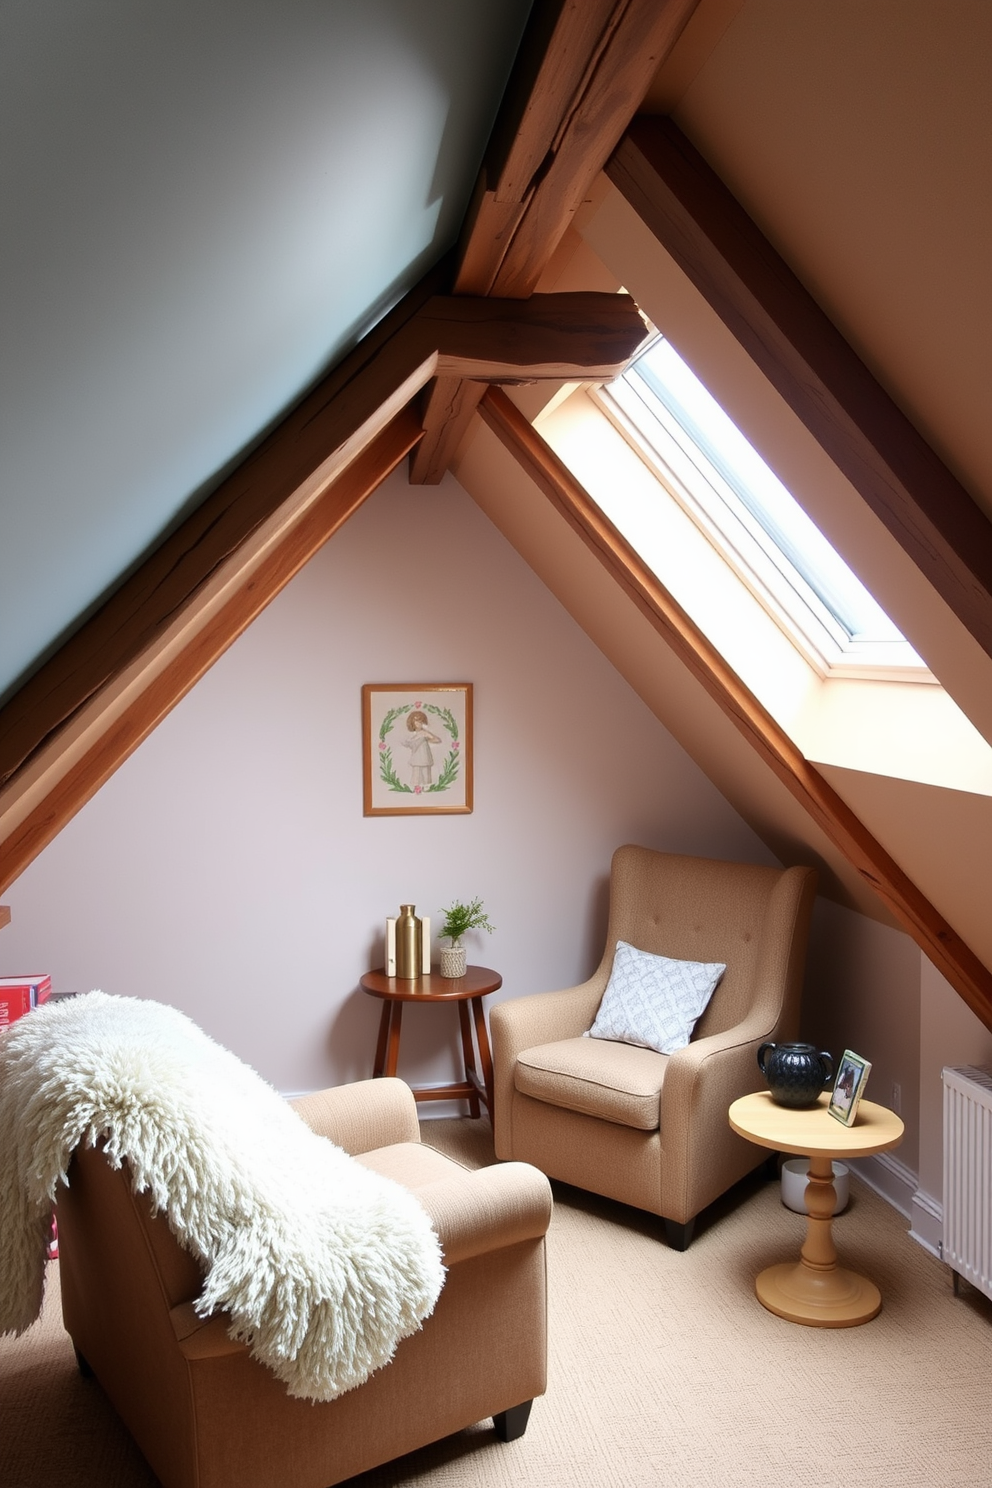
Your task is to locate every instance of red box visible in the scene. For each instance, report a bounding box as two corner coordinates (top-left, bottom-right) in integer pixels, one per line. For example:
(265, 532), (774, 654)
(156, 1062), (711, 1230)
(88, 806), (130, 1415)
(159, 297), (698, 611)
(0, 987), (33, 1026)
(0, 975), (53, 1025)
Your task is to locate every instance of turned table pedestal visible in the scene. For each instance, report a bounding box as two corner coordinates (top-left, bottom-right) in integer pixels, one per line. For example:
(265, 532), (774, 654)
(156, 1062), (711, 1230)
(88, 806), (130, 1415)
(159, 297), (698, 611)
(729, 1090), (904, 1327)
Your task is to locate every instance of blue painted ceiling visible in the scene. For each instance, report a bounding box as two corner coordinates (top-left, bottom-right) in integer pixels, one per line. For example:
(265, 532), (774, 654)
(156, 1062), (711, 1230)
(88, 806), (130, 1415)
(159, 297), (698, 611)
(0, 0), (532, 701)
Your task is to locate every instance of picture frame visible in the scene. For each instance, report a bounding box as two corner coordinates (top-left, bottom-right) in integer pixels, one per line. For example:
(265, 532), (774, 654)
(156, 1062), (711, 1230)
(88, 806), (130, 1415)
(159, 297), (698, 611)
(828, 1049), (872, 1126)
(362, 683), (473, 816)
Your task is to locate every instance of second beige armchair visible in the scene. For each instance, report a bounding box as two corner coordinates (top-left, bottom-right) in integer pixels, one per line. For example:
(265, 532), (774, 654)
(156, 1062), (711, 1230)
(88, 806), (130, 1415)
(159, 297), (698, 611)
(491, 845), (817, 1249)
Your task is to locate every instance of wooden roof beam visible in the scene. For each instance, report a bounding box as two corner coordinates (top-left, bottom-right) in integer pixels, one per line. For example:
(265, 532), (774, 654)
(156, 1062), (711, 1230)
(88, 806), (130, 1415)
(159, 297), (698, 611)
(479, 385), (992, 1033)
(455, 0), (702, 298)
(410, 290), (649, 484)
(606, 116), (992, 666)
(0, 283), (642, 892)
(411, 0), (700, 488)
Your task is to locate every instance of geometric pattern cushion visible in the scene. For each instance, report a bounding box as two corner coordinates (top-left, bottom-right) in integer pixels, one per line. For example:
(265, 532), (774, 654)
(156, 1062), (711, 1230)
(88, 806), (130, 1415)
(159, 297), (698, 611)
(585, 940), (726, 1056)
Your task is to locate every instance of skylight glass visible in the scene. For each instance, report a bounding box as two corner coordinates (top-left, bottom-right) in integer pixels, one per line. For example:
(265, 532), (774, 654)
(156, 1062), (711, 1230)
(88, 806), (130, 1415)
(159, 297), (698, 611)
(601, 337), (927, 677)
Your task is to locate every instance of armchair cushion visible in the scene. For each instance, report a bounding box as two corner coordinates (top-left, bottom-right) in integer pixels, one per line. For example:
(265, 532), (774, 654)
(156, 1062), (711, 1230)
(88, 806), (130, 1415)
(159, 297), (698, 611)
(585, 940), (725, 1055)
(515, 1036), (667, 1131)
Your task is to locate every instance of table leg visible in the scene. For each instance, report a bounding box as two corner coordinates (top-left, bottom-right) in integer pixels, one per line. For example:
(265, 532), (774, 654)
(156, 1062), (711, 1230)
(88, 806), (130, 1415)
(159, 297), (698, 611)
(457, 1001), (481, 1118)
(471, 996), (495, 1116)
(372, 1003), (392, 1078)
(754, 1154), (882, 1327)
(383, 1003), (403, 1079)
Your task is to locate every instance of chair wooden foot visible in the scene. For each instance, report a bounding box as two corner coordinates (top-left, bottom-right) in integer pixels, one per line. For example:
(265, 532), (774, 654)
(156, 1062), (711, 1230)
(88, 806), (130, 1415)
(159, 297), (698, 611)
(664, 1217), (695, 1251)
(493, 1399), (533, 1442)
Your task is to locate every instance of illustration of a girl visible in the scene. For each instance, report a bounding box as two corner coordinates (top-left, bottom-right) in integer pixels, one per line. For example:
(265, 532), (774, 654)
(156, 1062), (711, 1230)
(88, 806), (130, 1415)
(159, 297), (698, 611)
(400, 710), (442, 788)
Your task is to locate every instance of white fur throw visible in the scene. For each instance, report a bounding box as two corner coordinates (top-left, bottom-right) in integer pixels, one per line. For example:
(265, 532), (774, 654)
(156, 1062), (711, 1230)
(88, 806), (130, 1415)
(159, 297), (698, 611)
(0, 993), (444, 1400)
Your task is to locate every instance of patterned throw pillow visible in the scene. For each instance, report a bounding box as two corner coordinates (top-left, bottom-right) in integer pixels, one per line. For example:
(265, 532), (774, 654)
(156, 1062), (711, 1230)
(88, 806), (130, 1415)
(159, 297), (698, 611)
(585, 940), (726, 1055)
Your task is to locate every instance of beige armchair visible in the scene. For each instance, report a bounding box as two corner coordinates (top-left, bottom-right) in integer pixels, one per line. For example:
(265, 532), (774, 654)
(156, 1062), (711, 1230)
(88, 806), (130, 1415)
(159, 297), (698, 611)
(491, 846), (816, 1249)
(56, 1078), (551, 1488)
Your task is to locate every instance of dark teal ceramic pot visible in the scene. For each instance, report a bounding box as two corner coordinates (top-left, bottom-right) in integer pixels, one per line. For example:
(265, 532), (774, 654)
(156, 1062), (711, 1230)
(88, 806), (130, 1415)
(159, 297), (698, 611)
(757, 1042), (834, 1108)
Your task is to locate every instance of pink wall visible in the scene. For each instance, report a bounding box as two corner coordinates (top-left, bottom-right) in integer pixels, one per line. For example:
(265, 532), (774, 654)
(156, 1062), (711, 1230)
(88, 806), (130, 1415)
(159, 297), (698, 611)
(1, 471), (774, 1094)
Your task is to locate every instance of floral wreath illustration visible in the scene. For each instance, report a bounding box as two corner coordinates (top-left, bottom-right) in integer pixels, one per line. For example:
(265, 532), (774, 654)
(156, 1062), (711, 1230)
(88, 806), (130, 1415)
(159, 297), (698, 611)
(377, 701), (460, 795)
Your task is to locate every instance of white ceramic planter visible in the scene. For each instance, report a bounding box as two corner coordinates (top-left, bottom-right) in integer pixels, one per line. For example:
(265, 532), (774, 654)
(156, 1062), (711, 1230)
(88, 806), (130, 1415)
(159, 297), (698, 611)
(780, 1157), (850, 1215)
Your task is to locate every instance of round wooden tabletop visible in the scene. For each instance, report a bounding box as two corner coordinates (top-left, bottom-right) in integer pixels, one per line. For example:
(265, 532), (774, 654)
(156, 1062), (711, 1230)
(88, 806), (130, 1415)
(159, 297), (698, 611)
(360, 966), (502, 1003)
(729, 1090), (904, 1160)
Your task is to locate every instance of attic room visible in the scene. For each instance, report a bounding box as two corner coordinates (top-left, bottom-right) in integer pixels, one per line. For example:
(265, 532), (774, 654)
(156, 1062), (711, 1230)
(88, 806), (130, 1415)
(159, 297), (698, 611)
(2, 3), (991, 1485)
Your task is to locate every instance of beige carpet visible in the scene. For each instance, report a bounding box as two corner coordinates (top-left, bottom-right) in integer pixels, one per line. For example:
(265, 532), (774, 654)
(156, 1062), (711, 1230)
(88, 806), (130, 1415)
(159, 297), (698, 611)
(2, 1118), (990, 1488)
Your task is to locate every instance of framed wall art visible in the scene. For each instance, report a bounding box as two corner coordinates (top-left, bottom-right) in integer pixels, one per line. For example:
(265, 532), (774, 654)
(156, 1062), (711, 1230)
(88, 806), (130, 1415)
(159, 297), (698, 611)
(362, 683), (473, 816)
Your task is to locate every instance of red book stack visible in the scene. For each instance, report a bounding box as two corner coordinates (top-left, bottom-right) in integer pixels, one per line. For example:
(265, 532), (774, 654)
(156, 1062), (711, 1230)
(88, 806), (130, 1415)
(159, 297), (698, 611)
(0, 974), (52, 1028)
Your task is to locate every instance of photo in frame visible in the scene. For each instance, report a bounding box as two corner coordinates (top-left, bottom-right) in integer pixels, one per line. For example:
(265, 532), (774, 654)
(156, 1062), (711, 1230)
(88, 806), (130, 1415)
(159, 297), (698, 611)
(362, 684), (473, 816)
(828, 1049), (872, 1126)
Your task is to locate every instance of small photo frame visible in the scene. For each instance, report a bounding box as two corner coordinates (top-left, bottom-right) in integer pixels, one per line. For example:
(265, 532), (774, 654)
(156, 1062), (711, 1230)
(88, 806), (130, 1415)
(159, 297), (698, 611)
(828, 1049), (872, 1126)
(363, 684), (473, 816)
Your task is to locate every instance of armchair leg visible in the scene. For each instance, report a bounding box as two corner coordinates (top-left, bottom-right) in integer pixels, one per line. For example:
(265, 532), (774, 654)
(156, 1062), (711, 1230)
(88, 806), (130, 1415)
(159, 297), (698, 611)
(664, 1217), (695, 1251)
(75, 1348), (93, 1377)
(493, 1400), (533, 1442)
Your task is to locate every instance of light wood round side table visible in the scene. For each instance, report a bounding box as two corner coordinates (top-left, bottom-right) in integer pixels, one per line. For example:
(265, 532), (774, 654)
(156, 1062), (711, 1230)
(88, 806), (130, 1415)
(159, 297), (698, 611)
(729, 1090), (904, 1327)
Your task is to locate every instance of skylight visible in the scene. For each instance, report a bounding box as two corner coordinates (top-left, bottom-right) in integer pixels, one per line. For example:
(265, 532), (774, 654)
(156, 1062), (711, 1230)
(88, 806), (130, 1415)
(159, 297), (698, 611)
(599, 338), (928, 679)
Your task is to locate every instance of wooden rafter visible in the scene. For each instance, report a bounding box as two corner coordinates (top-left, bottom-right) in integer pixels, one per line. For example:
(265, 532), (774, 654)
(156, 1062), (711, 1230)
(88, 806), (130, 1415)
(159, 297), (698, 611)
(606, 116), (992, 665)
(412, 0), (700, 485)
(410, 289), (649, 483)
(479, 386), (992, 1032)
(0, 413), (422, 896)
(455, 0), (701, 298)
(0, 282), (645, 893)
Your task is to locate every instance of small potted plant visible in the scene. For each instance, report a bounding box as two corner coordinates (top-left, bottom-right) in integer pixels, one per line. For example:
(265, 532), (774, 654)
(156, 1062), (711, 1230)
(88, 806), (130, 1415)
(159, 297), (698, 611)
(438, 897), (494, 978)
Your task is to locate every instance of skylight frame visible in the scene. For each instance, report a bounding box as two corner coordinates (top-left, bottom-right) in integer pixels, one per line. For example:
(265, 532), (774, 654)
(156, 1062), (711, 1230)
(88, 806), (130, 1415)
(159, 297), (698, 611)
(594, 341), (932, 683)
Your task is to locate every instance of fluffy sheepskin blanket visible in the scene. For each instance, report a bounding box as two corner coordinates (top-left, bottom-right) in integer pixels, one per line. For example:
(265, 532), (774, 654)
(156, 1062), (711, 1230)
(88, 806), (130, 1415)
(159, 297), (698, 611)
(0, 992), (444, 1400)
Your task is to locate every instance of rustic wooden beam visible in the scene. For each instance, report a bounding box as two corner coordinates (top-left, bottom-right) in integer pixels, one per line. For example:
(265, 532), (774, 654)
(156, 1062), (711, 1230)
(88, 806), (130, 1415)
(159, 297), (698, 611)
(411, 290), (648, 484)
(0, 281), (646, 888)
(0, 259), (448, 795)
(410, 380), (488, 487)
(425, 291), (648, 380)
(479, 385), (992, 1033)
(0, 411), (422, 896)
(455, 0), (701, 298)
(606, 115), (992, 667)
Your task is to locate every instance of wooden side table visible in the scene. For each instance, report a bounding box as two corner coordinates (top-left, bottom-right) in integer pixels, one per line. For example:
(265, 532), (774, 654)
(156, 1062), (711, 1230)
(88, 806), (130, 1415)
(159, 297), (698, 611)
(729, 1090), (904, 1327)
(359, 965), (501, 1118)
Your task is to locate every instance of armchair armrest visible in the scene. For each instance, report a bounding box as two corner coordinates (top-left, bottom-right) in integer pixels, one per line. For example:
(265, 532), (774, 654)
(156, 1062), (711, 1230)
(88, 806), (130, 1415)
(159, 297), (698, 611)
(413, 1161), (552, 1268)
(659, 1016), (774, 1222)
(291, 1078), (420, 1155)
(490, 979), (604, 1062)
(490, 979), (606, 1157)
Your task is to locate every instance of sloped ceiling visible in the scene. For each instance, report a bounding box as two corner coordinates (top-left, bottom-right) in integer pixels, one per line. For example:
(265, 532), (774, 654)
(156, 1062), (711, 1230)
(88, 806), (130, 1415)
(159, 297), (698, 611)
(0, 0), (531, 703)
(4, 1), (992, 1022)
(651, 0), (992, 522)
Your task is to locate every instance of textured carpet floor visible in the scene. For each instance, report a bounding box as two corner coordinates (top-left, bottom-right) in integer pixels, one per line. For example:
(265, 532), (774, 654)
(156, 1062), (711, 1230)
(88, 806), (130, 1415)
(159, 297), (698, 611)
(2, 1117), (990, 1487)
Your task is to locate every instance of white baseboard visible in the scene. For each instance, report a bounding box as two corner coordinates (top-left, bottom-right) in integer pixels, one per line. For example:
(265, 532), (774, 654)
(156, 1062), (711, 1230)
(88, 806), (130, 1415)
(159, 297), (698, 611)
(849, 1152), (943, 1259)
(848, 1150), (916, 1218)
(908, 1187), (943, 1259)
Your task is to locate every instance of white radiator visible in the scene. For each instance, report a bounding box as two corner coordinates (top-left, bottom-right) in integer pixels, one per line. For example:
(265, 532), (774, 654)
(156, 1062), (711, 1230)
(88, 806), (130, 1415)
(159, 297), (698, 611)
(942, 1065), (992, 1300)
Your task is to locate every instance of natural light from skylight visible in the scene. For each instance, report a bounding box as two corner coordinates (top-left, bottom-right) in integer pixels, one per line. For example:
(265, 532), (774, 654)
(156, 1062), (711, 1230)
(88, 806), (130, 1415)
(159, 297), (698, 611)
(600, 338), (928, 680)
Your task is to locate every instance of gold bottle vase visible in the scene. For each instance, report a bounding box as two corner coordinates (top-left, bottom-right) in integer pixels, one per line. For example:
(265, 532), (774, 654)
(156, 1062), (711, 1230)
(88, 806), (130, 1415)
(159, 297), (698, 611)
(395, 904), (422, 980)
